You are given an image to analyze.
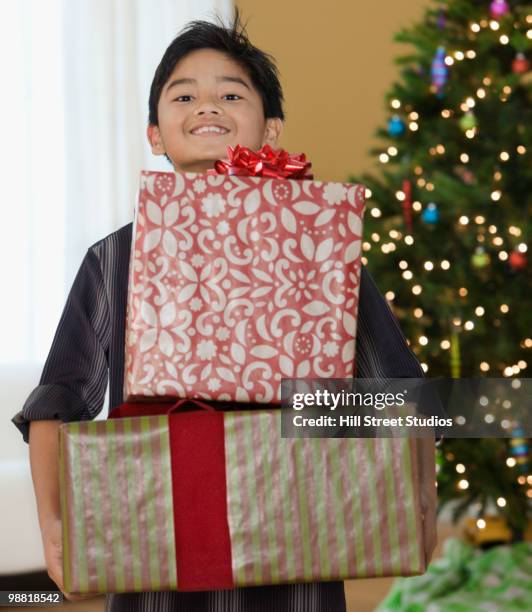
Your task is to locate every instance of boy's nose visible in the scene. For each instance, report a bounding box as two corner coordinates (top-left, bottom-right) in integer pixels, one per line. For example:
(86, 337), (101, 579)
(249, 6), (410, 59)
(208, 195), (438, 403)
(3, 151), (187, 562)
(194, 99), (223, 115)
(196, 108), (221, 115)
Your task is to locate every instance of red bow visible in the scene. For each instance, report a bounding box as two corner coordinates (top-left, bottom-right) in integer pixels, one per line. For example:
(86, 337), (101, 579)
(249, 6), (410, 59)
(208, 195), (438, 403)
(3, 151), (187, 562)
(207, 144), (313, 180)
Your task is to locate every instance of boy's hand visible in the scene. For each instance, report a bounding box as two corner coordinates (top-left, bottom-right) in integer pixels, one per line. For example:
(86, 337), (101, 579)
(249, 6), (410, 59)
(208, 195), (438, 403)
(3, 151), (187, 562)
(41, 518), (95, 602)
(29, 421), (98, 601)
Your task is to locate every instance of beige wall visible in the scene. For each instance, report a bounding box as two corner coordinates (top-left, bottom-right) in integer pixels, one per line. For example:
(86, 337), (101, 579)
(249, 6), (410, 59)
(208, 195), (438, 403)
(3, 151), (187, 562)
(236, 0), (429, 181)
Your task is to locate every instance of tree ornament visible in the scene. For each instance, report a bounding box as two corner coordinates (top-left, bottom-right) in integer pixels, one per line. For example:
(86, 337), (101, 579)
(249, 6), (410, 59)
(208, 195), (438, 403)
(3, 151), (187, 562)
(519, 70), (532, 87)
(512, 53), (530, 75)
(508, 250), (527, 271)
(387, 115), (405, 137)
(422, 202), (439, 224)
(402, 178), (413, 233)
(490, 0), (509, 19)
(450, 328), (461, 378)
(454, 165), (476, 185)
(431, 46), (448, 94)
(510, 426), (529, 474)
(460, 111), (477, 132)
(437, 10), (446, 29)
(471, 246), (490, 268)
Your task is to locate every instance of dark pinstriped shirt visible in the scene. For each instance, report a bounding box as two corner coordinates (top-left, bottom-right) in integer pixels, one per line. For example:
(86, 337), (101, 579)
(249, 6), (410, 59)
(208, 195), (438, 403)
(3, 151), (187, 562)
(12, 222), (423, 612)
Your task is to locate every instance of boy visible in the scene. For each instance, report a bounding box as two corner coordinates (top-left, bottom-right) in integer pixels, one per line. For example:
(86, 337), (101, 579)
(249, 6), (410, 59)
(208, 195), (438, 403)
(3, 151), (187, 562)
(13, 12), (435, 612)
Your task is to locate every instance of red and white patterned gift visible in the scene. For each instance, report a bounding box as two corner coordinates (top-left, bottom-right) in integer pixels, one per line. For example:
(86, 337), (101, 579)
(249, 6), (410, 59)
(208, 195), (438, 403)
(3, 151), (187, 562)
(124, 170), (365, 403)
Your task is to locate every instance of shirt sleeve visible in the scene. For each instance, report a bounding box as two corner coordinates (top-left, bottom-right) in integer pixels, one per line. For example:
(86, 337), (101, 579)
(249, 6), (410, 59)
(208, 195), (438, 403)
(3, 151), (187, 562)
(356, 266), (424, 379)
(356, 266), (445, 443)
(12, 249), (111, 443)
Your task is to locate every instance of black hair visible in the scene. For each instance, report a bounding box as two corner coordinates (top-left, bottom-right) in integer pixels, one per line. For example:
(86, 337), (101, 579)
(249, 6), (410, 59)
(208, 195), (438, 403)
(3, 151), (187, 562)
(148, 9), (285, 129)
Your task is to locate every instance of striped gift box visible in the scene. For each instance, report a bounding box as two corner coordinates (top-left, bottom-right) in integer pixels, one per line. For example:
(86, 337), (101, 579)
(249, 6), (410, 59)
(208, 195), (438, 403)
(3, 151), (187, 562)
(59, 416), (178, 594)
(59, 405), (430, 595)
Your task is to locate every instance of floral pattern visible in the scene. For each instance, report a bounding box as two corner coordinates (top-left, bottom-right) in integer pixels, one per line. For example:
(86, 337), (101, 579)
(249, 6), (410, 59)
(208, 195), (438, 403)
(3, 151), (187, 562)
(201, 192), (226, 218)
(193, 178), (206, 193)
(323, 183), (347, 206)
(125, 171), (365, 403)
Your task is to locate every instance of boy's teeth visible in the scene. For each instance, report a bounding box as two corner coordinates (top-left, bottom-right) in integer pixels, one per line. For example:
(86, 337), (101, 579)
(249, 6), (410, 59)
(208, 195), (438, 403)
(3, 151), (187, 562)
(192, 126), (228, 135)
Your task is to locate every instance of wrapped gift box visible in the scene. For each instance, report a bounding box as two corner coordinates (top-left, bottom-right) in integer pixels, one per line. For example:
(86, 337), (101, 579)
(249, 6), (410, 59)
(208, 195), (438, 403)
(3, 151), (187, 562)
(124, 170), (365, 403)
(59, 401), (434, 595)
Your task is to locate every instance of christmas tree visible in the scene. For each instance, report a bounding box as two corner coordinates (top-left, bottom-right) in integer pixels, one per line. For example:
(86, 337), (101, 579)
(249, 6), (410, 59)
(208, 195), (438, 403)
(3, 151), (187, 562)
(349, 0), (531, 536)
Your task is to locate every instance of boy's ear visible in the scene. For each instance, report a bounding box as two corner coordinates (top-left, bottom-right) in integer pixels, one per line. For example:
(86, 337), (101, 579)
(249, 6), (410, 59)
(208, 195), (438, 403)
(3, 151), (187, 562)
(147, 124), (165, 155)
(262, 118), (283, 147)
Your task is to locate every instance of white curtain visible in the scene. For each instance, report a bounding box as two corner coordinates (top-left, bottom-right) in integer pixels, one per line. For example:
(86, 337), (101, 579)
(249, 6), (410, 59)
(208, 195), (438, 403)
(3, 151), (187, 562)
(0, 0), (232, 574)
(0, 0), (232, 366)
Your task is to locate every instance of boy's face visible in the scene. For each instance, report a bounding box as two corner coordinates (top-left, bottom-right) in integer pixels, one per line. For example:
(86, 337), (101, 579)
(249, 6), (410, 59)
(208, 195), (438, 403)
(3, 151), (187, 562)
(147, 48), (283, 173)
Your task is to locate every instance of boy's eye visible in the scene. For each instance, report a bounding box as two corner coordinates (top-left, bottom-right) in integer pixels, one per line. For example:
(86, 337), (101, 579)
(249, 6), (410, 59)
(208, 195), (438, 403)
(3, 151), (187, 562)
(172, 94), (242, 103)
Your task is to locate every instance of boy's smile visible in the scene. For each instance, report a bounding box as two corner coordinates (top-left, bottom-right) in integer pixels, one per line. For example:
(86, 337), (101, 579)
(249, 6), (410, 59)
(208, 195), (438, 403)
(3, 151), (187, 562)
(147, 49), (282, 173)
(190, 125), (230, 136)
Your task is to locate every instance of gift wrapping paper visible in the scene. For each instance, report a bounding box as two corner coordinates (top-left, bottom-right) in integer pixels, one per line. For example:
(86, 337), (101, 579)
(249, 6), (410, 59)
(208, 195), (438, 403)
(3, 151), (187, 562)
(224, 411), (426, 585)
(59, 417), (178, 594)
(124, 171), (365, 403)
(59, 407), (429, 595)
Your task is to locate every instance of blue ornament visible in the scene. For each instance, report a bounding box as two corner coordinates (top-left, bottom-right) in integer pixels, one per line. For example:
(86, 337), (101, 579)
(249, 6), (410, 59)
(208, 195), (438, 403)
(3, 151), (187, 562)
(511, 426), (529, 473)
(437, 10), (446, 29)
(431, 46), (448, 94)
(422, 202), (439, 224)
(387, 115), (405, 137)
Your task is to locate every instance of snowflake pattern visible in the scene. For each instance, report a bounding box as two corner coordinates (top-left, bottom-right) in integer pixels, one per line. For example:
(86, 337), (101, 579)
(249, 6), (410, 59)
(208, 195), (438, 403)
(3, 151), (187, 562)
(215, 326), (231, 341)
(201, 192), (226, 218)
(216, 220), (230, 235)
(191, 254), (205, 268)
(207, 378), (221, 392)
(193, 178), (206, 193)
(189, 297), (203, 312)
(323, 183), (347, 206)
(197, 339), (217, 361)
(323, 341), (340, 358)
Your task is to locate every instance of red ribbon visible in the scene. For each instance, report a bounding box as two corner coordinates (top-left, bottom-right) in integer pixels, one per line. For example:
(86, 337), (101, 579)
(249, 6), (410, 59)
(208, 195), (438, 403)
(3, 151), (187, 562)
(207, 144), (313, 180)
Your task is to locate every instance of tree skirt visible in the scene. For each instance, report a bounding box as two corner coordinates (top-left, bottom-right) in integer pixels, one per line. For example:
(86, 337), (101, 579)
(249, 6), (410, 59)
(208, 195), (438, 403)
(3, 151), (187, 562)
(378, 538), (532, 611)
